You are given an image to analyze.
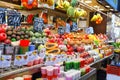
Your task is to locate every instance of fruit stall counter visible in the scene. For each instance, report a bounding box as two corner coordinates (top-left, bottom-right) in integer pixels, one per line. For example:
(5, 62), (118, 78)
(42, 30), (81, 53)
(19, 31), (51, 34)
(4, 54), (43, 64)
(0, 64), (43, 80)
(0, 54), (113, 80)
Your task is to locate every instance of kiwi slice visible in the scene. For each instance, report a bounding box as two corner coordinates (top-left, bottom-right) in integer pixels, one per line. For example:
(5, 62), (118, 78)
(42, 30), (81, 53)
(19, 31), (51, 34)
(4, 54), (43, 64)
(7, 31), (12, 36)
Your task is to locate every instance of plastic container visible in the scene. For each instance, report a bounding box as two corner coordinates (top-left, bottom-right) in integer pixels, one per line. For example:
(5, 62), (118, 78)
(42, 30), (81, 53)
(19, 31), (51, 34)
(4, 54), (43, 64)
(41, 67), (47, 78)
(20, 40), (30, 47)
(73, 61), (80, 70)
(29, 45), (35, 51)
(107, 65), (120, 76)
(53, 67), (59, 79)
(47, 68), (54, 80)
(65, 75), (72, 80)
(19, 46), (29, 54)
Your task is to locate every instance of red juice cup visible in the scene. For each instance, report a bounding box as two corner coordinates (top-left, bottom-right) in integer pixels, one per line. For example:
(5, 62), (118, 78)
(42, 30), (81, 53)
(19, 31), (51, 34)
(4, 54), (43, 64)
(54, 64), (60, 73)
(23, 75), (32, 80)
(47, 68), (53, 80)
(53, 67), (59, 79)
(41, 67), (47, 78)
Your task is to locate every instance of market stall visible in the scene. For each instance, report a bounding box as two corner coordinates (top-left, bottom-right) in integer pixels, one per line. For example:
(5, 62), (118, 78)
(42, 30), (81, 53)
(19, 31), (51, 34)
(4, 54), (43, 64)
(0, 0), (116, 80)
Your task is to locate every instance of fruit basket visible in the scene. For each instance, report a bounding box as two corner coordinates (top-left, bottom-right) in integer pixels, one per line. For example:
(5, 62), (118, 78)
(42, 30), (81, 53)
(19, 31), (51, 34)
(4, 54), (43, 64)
(107, 65), (120, 76)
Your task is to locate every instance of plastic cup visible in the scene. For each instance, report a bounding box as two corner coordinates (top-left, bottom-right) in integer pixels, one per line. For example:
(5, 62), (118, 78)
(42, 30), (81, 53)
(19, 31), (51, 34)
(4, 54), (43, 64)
(53, 67), (59, 79)
(66, 75), (72, 80)
(54, 64), (60, 73)
(47, 68), (54, 80)
(20, 40), (30, 47)
(41, 67), (47, 78)
(73, 61), (80, 70)
(23, 75), (32, 80)
(29, 45), (35, 51)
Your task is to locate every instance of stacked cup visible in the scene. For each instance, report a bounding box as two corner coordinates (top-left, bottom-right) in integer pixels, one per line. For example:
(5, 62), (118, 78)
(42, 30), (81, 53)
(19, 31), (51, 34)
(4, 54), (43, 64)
(41, 66), (60, 80)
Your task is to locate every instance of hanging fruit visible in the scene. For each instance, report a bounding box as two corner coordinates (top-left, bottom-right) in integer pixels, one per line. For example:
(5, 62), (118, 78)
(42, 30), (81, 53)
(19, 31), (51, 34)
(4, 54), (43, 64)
(63, 0), (70, 10)
(91, 13), (103, 24)
(71, 0), (77, 7)
(67, 6), (75, 17)
(47, 0), (54, 6)
(21, 0), (38, 9)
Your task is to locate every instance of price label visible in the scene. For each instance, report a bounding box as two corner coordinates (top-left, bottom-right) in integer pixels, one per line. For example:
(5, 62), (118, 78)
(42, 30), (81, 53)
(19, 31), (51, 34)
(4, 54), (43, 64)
(58, 27), (65, 35)
(0, 10), (6, 24)
(14, 55), (27, 66)
(7, 11), (21, 27)
(85, 27), (94, 34)
(39, 48), (46, 59)
(34, 18), (44, 32)
(26, 50), (38, 62)
(0, 55), (12, 68)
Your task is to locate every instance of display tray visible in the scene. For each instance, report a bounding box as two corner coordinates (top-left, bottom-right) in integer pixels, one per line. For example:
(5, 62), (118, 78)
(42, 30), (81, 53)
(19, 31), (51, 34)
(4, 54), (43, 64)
(79, 68), (96, 80)
(0, 64), (43, 79)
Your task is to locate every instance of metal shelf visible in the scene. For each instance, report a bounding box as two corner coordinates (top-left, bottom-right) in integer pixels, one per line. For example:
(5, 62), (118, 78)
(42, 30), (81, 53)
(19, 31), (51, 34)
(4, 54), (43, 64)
(79, 68), (96, 80)
(0, 64), (43, 78)
(89, 54), (113, 66)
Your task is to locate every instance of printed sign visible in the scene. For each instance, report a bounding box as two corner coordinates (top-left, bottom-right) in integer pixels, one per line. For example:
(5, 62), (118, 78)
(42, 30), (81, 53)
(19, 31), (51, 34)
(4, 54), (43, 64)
(26, 50), (39, 62)
(0, 55), (12, 68)
(58, 27), (65, 35)
(0, 9), (6, 24)
(7, 11), (21, 27)
(34, 18), (44, 32)
(39, 48), (46, 59)
(14, 54), (28, 66)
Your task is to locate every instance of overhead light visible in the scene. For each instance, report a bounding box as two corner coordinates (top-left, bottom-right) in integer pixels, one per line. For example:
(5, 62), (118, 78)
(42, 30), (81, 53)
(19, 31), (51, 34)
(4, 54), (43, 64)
(94, 5), (99, 8)
(99, 9), (104, 11)
(85, 0), (92, 3)
(110, 9), (114, 11)
(105, 5), (110, 8)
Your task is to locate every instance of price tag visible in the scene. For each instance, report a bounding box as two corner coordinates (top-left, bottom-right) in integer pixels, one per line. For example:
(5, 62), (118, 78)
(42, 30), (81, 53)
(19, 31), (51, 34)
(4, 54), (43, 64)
(34, 18), (44, 32)
(85, 27), (94, 34)
(39, 48), (46, 59)
(7, 11), (21, 27)
(0, 55), (12, 68)
(0, 8), (6, 24)
(58, 27), (65, 35)
(45, 55), (53, 66)
(14, 55), (25, 66)
(26, 50), (38, 62)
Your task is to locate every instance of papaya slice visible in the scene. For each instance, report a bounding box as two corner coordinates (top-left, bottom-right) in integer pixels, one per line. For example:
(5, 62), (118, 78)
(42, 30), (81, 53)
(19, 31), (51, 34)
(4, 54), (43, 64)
(45, 42), (58, 49)
(46, 48), (60, 54)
